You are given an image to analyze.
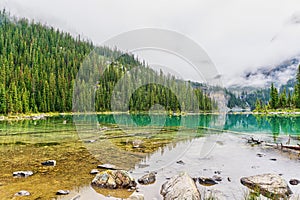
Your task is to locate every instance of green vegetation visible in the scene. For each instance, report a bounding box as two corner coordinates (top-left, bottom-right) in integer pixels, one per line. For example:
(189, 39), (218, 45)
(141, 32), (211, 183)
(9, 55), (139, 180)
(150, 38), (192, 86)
(254, 64), (300, 112)
(0, 10), (215, 115)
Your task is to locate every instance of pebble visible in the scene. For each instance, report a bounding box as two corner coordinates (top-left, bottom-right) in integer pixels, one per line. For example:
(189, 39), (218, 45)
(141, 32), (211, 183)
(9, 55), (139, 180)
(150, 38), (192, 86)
(289, 179), (300, 185)
(90, 169), (99, 174)
(176, 160), (185, 165)
(15, 190), (30, 196)
(13, 171), (33, 177)
(56, 190), (70, 195)
(41, 160), (56, 166)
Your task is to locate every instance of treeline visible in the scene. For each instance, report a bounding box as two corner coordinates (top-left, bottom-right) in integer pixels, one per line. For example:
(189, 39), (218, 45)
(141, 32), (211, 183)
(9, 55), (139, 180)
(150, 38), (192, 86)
(254, 65), (300, 111)
(0, 10), (216, 114)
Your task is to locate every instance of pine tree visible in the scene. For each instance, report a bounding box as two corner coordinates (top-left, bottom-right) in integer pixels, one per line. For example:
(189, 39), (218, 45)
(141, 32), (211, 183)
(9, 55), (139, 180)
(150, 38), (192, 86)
(278, 88), (287, 108)
(269, 83), (278, 109)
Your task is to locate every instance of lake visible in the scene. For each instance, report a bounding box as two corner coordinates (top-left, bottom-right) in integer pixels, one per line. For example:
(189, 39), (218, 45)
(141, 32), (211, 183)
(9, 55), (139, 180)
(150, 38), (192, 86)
(0, 114), (300, 199)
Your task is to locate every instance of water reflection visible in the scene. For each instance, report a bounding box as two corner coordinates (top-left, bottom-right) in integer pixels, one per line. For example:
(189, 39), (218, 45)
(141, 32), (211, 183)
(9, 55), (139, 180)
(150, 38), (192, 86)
(223, 114), (300, 137)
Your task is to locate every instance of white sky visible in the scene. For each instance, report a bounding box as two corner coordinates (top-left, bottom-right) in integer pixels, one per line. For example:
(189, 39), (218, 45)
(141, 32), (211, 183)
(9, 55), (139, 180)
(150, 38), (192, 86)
(1, 0), (300, 84)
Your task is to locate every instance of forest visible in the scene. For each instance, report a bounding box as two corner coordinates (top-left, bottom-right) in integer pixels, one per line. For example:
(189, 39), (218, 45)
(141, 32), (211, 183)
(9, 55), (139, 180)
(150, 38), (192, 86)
(254, 65), (300, 111)
(0, 10), (216, 114)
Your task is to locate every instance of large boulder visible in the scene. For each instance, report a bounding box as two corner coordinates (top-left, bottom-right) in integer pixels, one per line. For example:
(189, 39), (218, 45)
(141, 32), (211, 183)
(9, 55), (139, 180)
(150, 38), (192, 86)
(91, 170), (136, 189)
(240, 173), (293, 199)
(160, 172), (201, 200)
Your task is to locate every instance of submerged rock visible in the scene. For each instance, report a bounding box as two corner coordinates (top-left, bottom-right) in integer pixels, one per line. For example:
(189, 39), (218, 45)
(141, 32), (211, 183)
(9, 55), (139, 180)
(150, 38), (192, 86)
(97, 163), (118, 170)
(240, 173), (292, 199)
(138, 172), (156, 185)
(41, 160), (56, 166)
(90, 169), (99, 174)
(91, 170), (136, 189)
(160, 172), (201, 200)
(15, 190), (30, 196)
(13, 171), (33, 177)
(56, 190), (70, 195)
(132, 140), (143, 148)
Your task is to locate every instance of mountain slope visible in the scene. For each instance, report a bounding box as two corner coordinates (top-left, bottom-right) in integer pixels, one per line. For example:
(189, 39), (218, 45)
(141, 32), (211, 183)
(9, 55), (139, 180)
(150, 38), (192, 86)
(0, 11), (215, 114)
(229, 56), (300, 90)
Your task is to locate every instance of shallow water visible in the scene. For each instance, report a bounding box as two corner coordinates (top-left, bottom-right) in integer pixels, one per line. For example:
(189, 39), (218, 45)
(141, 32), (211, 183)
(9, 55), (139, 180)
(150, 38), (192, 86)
(0, 114), (300, 199)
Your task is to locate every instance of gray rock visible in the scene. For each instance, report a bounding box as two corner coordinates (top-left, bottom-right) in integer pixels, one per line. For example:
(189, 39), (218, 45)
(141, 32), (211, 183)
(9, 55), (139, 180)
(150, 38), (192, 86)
(91, 170), (137, 189)
(241, 173), (293, 199)
(13, 171), (33, 177)
(90, 169), (99, 174)
(138, 172), (156, 185)
(56, 190), (70, 195)
(160, 172), (201, 200)
(15, 190), (30, 196)
(41, 160), (56, 166)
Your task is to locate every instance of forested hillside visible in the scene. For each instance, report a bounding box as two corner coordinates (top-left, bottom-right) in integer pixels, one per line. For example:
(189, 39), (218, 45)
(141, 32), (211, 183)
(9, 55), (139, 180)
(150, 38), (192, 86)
(0, 10), (216, 114)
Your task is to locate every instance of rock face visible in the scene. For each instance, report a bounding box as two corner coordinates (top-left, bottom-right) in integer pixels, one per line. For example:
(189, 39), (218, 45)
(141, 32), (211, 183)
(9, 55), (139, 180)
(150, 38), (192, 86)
(240, 173), (293, 199)
(13, 171), (33, 177)
(160, 172), (201, 200)
(138, 172), (156, 185)
(91, 170), (136, 189)
(41, 160), (56, 166)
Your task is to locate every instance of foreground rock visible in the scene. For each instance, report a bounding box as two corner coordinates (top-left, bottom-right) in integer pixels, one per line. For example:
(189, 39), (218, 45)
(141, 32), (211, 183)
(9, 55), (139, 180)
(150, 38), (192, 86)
(91, 170), (136, 189)
(15, 190), (30, 196)
(240, 173), (292, 199)
(160, 172), (201, 200)
(41, 160), (56, 166)
(13, 171), (33, 177)
(138, 172), (156, 185)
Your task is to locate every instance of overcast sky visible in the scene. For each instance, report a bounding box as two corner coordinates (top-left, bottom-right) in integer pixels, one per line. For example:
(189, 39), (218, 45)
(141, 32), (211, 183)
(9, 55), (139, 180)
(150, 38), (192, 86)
(1, 0), (300, 85)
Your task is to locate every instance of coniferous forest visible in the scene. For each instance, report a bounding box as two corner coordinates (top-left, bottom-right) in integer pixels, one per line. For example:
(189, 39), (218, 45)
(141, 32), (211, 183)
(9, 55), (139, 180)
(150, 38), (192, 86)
(0, 10), (216, 114)
(254, 65), (300, 111)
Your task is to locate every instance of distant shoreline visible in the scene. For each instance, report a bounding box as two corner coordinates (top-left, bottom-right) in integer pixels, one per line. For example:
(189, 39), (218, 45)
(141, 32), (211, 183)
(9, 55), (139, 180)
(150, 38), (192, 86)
(2, 110), (300, 121)
(0, 111), (220, 121)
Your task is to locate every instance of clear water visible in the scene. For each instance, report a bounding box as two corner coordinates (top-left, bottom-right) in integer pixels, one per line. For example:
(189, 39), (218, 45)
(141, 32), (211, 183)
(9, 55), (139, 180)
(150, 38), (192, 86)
(0, 114), (299, 199)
